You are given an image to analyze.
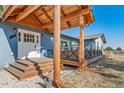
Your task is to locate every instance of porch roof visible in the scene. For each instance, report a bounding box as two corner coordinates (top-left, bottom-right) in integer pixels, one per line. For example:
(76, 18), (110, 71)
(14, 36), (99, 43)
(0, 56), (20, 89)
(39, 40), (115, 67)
(84, 33), (106, 43)
(1, 5), (94, 33)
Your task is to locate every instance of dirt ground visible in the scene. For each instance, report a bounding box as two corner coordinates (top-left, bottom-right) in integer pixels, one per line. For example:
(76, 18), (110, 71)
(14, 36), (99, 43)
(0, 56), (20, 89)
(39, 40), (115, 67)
(61, 54), (124, 88)
(1, 54), (124, 88)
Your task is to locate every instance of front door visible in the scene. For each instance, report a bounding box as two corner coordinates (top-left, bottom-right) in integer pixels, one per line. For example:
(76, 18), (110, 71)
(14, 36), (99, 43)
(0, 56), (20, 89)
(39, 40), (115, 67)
(18, 29), (41, 59)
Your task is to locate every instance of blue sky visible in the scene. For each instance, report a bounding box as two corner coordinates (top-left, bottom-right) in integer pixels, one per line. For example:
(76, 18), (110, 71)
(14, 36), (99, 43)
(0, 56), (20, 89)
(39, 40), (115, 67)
(61, 5), (124, 49)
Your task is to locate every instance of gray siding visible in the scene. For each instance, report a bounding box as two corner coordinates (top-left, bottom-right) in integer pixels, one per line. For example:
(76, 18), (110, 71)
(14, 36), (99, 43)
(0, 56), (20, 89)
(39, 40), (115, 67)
(84, 39), (95, 50)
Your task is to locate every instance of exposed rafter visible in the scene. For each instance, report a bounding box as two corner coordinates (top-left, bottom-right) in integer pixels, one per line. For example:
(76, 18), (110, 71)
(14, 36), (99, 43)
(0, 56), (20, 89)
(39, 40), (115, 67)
(10, 6), (28, 17)
(33, 13), (43, 25)
(41, 8), (52, 22)
(40, 9), (89, 29)
(3, 5), (93, 33)
(2, 6), (18, 21)
(33, 13), (52, 33)
(16, 5), (41, 22)
(61, 8), (71, 28)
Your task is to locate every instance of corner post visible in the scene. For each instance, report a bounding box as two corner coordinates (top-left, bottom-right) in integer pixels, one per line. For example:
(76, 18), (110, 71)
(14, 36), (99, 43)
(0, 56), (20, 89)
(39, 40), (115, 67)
(53, 5), (61, 83)
(79, 16), (84, 70)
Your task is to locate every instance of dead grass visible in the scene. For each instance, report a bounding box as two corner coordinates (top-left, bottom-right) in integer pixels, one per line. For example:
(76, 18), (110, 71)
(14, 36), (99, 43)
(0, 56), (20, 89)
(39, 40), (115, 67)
(61, 54), (124, 88)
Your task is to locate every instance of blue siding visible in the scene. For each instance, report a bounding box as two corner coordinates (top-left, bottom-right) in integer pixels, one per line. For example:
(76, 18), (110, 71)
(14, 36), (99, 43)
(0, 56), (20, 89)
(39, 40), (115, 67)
(0, 22), (53, 68)
(0, 23), (18, 59)
(0, 28), (15, 69)
(41, 33), (53, 50)
(3, 22), (53, 51)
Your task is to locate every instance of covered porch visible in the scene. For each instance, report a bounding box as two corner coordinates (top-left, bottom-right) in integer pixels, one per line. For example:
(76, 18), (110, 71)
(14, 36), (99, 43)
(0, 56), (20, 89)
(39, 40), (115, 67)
(1, 5), (94, 84)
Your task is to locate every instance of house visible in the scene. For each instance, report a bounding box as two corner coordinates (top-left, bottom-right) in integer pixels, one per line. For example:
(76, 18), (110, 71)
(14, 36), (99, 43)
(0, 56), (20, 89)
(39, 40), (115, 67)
(0, 5), (94, 82)
(0, 22), (53, 69)
(0, 22), (105, 69)
(60, 33), (106, 60)
(84, 34), (106, 59)
(61, 34), (78, 46)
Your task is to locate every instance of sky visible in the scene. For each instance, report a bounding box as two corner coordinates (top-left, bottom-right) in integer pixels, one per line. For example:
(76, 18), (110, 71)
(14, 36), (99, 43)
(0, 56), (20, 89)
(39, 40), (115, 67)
(61, 5), (124, 49)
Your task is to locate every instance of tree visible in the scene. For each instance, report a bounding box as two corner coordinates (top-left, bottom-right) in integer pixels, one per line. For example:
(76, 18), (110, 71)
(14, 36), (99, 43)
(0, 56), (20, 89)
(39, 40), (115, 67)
(104, 47), (113, 51)
(0, 5), (3, 13)
(116, 47), (122, 51)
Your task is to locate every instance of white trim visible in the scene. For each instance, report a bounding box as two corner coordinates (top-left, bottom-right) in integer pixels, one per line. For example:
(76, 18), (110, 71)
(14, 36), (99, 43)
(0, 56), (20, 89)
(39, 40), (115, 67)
(17, 28), (41, 59)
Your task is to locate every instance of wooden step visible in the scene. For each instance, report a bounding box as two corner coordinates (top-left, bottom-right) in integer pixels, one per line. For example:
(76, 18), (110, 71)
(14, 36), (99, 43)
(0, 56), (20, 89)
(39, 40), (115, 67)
(39, 65), (53, 72)
(17, 59), (53, 67)
(5, 65), (53, 80)
(5, 66), (24, 79)
(16, 60), (35, 66)
(19, 70), (39, 80)
(5, 58), (54, 80)
(38, 61), (53, 65)
(10, 63), (35, 72)
(11, 62), (52, 73)
(19, 67), (52, 80)
(42, 67), (53, 73)
(37, 63), (53, 67)
(5, 66), (39, 80)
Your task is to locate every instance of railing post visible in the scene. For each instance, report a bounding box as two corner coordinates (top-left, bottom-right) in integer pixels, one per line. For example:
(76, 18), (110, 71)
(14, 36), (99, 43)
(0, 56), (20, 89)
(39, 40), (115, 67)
(53, 5), (61, 83)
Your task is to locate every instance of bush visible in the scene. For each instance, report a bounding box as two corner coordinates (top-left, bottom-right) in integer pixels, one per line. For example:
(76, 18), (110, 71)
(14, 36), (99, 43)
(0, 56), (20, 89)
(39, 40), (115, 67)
(104, 47), (113, 51)
(116, 47), (122, 51)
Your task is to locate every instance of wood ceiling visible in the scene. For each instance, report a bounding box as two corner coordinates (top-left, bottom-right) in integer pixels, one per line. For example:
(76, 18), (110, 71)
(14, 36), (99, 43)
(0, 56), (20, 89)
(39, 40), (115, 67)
(2, 5), (94, 33)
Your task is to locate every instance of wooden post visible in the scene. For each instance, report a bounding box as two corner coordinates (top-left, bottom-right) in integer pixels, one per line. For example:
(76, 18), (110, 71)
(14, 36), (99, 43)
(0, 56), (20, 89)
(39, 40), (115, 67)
(53, 5), (61, 83)
(79, 16), (84, 71)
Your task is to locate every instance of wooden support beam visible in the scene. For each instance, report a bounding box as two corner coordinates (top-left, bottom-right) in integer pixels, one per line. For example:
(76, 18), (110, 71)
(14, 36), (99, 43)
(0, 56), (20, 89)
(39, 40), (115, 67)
(40, 9), (89, 29)
(2, 6), (18, 21)
(33, 13), (51, 32)
(16, 5), (41, 22)
(33, 13), (43, 25)
(61, 60), (80, 67)
(61, 8), (71, 28)
(41, 8), (52, 22)
(89, 8), (94, 22)
(9, 6), (28, 17)
(79, 16), (84, 71)
(53, 5), (61, 83)
(36, 6), (54, 17)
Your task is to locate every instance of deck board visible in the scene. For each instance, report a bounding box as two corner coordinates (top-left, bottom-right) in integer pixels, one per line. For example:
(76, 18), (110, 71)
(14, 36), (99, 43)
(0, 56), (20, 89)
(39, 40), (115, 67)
(87, 56), (103, 65)
(5, 58), (53, 80)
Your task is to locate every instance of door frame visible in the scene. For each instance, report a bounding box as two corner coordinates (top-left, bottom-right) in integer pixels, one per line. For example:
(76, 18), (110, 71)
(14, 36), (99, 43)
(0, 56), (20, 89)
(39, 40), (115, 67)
(17, 28), (41, 59)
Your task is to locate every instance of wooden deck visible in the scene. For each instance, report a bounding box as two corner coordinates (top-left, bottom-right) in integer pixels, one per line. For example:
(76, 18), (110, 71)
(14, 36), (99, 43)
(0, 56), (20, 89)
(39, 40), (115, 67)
(5, 56), (103, 80)
(61, 56), (103, 67)
(5, 58), (53, 80)
(61, 60), (80, 67)
(87, 55), (103, 65)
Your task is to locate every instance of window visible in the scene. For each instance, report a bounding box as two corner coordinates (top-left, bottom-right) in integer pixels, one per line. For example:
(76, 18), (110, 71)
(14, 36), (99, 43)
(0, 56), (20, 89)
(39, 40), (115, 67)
(23, 33), (35, 43)
(18, 32), (21, 42)
(30, 34), (32, 42)
(69, 42), (72, 45)
(61, 40), (68, 46)
(27, 34), (29, 42)
(37, 35), (39, 43)
(32, 35), (35, 43)
(24, 33), (26, 42)
(29, 34), (35, 43)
